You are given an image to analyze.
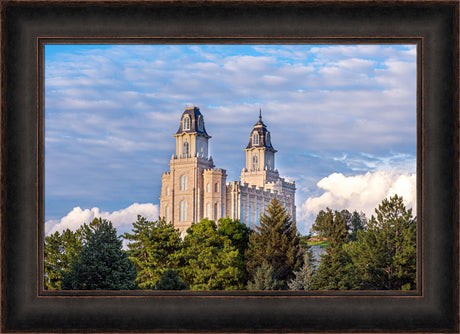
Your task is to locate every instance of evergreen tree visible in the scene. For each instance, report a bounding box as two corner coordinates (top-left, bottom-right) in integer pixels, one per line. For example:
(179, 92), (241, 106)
(346, 195), (416, 290)
(177, 219), (243, 290)
(246, 198), (303, 289)
(288, 250), (316, 290)
(62, 218), (137, 290)
(123, 216), (182, 289)
(349, 210), (366, 241)
(44, 218), (99, 290)
(247, 262), (283, 290)
(310, 211), (359, 290)
(155, 269), (188, 290)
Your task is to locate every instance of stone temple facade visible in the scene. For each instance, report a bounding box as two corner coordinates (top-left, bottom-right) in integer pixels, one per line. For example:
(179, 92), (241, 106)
(159, 106), (296, 234)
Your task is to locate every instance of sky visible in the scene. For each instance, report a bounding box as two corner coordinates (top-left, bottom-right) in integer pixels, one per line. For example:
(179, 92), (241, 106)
(44, 44), (417, 236)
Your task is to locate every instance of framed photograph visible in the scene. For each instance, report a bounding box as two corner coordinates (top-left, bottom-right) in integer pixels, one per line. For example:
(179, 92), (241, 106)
(1, 0), (458, 332)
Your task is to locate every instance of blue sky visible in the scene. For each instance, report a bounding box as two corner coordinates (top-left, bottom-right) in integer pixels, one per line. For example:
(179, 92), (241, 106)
(44, 44), (417, 236)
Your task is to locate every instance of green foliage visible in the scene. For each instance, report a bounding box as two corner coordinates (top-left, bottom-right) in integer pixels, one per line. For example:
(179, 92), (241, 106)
(247, 262), (284, 290)
(123, 216), (182, 289)
(288, 250), (316, 290)
(246, 198), (303, 289)
(349, 211), (366, 241)
(155, 269), (188, 290)
(177, 218), (243, 290)
(44, 229), (84, 290)
(310, 211), (360, 290)
(346, 195), (416, 290)
(62, 218), (137, 290)
(217, 217), (252, 285)
(311, 208), (334, 238)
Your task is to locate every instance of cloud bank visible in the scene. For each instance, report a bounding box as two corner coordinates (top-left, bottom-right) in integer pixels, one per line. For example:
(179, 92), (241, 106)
(299, 170), (416, 233)
(45, 203), (159, 236)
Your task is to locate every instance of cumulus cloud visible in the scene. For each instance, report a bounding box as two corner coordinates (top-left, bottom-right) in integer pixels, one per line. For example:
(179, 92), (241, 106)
(299, 170), (416, 233)
(45, 203), (159, 236)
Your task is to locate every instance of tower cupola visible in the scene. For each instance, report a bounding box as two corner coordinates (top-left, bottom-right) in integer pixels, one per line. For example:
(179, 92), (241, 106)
(173, 106), (211, 159)
(246, 109), (276, 151)
(243, 109), (277, 174)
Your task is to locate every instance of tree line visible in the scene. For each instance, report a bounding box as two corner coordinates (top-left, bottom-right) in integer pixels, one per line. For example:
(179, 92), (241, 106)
(44, 195), (416, 291)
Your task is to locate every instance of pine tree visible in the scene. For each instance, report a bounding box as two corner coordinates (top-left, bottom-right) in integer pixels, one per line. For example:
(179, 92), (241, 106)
(62, 218), (137, 290)
(349, 211), (366, 241)
(310, 211), (359, 290)
(346, 195), (416, 290)
(155, 269), (188, 290)
(247, 262), (283, 290)
(246, 198), (303, 289)
(288, 250), (316, 290)
(123, 216), (182, 289)
(177, 219), (243, 290)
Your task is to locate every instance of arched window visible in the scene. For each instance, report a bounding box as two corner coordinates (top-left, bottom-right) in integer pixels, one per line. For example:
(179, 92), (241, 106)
(183, 142), (189, 158)
(252, 155), (258, 170)
(166, 187), (170, 196)
(206, 183), (210, 193)
(215, 182), (219, 192)
(180, 175), (187, 190)
(165, 206), (170, 223)
(183, 116), (191, 130)
(214, 203), (218, 220)
(266, 132), (271, 145)
(206, 203), (210, 218)
(179, 200), (187, 221)
(252, 132), (259, 145)
(198, 116), (204, 131)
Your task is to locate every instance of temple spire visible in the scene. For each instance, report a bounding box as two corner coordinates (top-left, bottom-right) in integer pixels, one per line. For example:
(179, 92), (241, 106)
(259, 108), (262, 122)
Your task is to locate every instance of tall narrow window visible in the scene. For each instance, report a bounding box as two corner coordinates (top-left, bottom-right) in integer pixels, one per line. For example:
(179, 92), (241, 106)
(180, 175), (187, 190)
(252, 132), (259, 145)
(179, 200), (187, 221)
(165, 206), (170, 223)
(214, 203), (218, 220)
(206, 183), (210, 193)
(215, 182), (219, 192)
(183, 142), (189, 158)
(198, 116), (203, 131)
(166, 187), (170, 196)
(183, 116), (190, 130)
(206, 203), (210, 218)
(252, 155), (258, 170)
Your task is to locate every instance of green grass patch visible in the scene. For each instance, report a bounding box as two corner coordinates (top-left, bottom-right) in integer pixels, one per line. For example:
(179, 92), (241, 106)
(308, 241), (329, 248)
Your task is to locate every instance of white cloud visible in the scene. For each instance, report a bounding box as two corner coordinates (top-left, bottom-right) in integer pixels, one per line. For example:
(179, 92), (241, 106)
(45, 203), (159, 236)
(299, 170), (416, 233)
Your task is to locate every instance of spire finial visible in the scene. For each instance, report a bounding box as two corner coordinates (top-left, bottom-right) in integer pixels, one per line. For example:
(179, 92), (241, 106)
(259, 108), (262, 121)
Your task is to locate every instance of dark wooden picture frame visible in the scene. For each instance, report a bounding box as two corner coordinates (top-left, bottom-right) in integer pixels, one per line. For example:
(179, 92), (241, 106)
(1, 1), (458, 332)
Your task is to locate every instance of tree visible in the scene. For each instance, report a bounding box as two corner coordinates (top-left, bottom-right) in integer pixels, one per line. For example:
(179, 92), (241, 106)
(217, 217), (252, 285)
(44, 229), (84, 290)
(177, 219), (243, 290)
(349, 211), (366, 241)
(155, 269), (188, 290)
(310, 211), (359, 290)
(310, 208), (333, 238)
(123, 216), (182, 289)
(346, 195), (416, 290)
(62, 218), (137, 290)
(288, 250), (316, 291)
(246, 198), (303, 289)
(44, 218), (99, 290)
(247, 262), (284, 290)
